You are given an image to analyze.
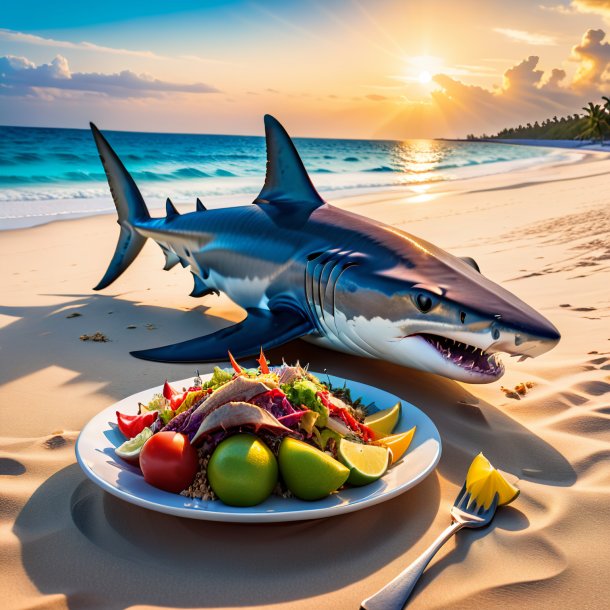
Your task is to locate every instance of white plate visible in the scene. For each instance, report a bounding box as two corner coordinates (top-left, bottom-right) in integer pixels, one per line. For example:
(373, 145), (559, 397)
(76, 372), (441, 522)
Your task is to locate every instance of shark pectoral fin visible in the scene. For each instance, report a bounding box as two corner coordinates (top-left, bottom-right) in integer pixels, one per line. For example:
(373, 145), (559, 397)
(190, 271), (218, 298)
(460, 256), (481, 273)
(161, 248), (180, 271)
(130, 307), (314, 363)
(253, 115), (325, 212)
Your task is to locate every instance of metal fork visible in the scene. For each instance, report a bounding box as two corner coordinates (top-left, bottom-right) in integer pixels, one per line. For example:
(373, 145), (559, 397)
(361, 485), (499, 610)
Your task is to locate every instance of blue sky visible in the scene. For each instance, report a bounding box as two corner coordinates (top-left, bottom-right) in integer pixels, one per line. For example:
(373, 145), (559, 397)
(1, 1), (609, 138)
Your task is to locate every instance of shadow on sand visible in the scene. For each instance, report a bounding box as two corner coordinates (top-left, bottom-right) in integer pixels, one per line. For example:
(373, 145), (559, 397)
(15, 463), (440, 608)
(1, 292), (576, 485)
(9, 292), (575, 607)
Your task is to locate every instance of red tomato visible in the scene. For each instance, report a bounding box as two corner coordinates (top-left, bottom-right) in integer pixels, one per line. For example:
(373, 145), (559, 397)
(140, 432), (198, 493)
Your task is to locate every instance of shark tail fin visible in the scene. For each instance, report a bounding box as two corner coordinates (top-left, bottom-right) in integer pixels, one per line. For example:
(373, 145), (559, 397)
(90, 122), (151, 290)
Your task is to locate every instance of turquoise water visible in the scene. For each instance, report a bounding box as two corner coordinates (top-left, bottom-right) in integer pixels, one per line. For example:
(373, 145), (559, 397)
(0, 125), (572, 227)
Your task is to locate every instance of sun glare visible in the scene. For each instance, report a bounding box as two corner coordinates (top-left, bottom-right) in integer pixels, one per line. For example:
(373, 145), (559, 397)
(400, 56), (443, 91)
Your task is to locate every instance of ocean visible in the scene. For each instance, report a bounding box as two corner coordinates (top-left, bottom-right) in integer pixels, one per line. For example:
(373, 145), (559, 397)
(0, 125), (576, 229)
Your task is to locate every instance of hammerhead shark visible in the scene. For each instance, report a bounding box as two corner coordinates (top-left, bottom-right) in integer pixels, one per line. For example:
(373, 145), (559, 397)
(90, 115), (560, 383)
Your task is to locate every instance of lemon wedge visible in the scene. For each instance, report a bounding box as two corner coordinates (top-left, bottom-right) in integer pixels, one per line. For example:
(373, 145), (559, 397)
(374, 426), (416, 464)
(364, 401), (401, 439)
(466, 453), (520, 509)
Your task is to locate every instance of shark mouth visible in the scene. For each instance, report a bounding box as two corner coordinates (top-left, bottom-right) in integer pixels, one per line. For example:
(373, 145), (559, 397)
(415, 333), (505, 377)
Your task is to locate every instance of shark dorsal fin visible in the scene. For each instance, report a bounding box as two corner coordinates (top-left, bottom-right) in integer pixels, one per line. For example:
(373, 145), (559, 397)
(253, 115), (325, 211)
(166, 198), (180, 218)
(196, 198), (207, 212)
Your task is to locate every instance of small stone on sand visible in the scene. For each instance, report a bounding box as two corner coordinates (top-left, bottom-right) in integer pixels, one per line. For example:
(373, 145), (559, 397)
(80, 332), (109, 342)
(44, 435), (66, 449)
(66, 312), (82, 318)
(126, 325), (137, 329)
(502, 381), (534, 399)
(501, 386), (521, 400)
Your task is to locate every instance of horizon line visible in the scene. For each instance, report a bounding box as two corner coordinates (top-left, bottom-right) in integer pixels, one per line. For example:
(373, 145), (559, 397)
(0, 122), (453, 144)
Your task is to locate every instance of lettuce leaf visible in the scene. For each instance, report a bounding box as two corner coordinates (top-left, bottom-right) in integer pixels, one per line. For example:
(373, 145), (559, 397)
(201, 367), (233, 391)
(175, 390), (206, 416)
(282, 379), (328, 427)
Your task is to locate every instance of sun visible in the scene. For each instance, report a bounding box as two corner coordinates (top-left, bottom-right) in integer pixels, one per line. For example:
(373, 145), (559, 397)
(418, 70), (432, 84)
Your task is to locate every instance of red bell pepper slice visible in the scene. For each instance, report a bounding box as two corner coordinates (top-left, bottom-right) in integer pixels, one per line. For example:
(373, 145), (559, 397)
(170, 391), (189, 411)
(228, 351), (243, 374)
(163, 380), (179, 400)
(116, 410), (158, 439)
(317, 391), (374, 442)
(257, 347), (270, 374)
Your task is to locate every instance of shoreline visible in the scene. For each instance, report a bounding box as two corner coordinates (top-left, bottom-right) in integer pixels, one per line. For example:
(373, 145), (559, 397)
(442, 137), (609, 152)
(2, 142), (601, 232)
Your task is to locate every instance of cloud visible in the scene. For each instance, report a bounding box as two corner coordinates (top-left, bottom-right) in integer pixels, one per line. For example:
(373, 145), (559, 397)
(0, 28), (166, 60)
(0, 54), (220, 98)
(0, 28), (224, 64)
(365, 94), (388, 101)
(502, 56), (545, 91)
(494, 28), (558, 46)
(570, 28), (610, 86)
(540, 1), (610, 21)
(572, 0), (610, 20)
(425, 28), (610, 136)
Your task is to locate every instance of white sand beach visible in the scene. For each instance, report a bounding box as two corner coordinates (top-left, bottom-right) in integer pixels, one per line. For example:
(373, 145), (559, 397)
(1, 150), (609, 609)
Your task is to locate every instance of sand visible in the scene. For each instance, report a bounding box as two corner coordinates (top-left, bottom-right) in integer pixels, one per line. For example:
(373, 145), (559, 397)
(1, 151), (609, 609)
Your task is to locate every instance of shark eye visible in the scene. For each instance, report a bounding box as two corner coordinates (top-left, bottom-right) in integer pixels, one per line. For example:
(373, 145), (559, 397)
(415, 293), (433, 313)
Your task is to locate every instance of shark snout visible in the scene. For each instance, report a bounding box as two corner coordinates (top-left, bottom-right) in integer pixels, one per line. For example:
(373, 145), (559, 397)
(491, 316), (561, 359)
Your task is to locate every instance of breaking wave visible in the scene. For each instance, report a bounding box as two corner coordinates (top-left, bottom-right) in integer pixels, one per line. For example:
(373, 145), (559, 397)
(0, 125), (574, 226)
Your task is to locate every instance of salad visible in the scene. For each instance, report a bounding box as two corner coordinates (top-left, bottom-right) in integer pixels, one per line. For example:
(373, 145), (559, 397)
(113, 350), (416, 506)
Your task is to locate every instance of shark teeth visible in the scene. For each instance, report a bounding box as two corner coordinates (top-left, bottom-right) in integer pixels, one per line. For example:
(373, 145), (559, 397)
(416, 333), (504, 376)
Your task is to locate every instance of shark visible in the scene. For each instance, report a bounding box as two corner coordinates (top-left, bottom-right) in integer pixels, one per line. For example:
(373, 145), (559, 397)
(90, 115), (560, 383)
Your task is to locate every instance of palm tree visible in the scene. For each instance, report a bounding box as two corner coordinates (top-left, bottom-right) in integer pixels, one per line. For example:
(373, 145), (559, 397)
(579, 102), (609, 145)
(603, 96), (610, 115)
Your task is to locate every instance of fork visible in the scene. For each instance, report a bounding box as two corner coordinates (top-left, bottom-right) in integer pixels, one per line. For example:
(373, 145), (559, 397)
(361, 485), (499, 610)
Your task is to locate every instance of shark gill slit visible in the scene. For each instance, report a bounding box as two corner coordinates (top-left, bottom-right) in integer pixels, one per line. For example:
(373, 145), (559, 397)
(314, 250), (341, 324)
(304, 256), (324, 335)
(332, 262), (378, 358)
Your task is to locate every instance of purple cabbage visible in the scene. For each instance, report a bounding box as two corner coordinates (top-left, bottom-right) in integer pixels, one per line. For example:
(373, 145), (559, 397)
(277, 411), (309, 428)
(161, 394), (209, 439)
(250, 389), (298, 419)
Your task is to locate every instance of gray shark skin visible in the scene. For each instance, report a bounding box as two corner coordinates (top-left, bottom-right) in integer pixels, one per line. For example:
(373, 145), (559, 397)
(90, 115), (560, 383)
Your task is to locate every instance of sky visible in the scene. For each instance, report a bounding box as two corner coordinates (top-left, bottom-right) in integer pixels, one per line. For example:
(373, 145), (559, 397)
(1, 0), (609, 139)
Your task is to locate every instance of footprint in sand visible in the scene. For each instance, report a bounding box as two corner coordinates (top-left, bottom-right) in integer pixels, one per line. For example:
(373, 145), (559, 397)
(0, 457), (26, 476)
(574, 380), (610, 397)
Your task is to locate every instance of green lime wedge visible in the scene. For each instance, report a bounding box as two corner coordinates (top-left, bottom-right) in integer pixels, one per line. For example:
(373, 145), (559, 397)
(338, 438), (390, 486)
(115, 426), (153, 462)
(278, 437), (349, 501)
